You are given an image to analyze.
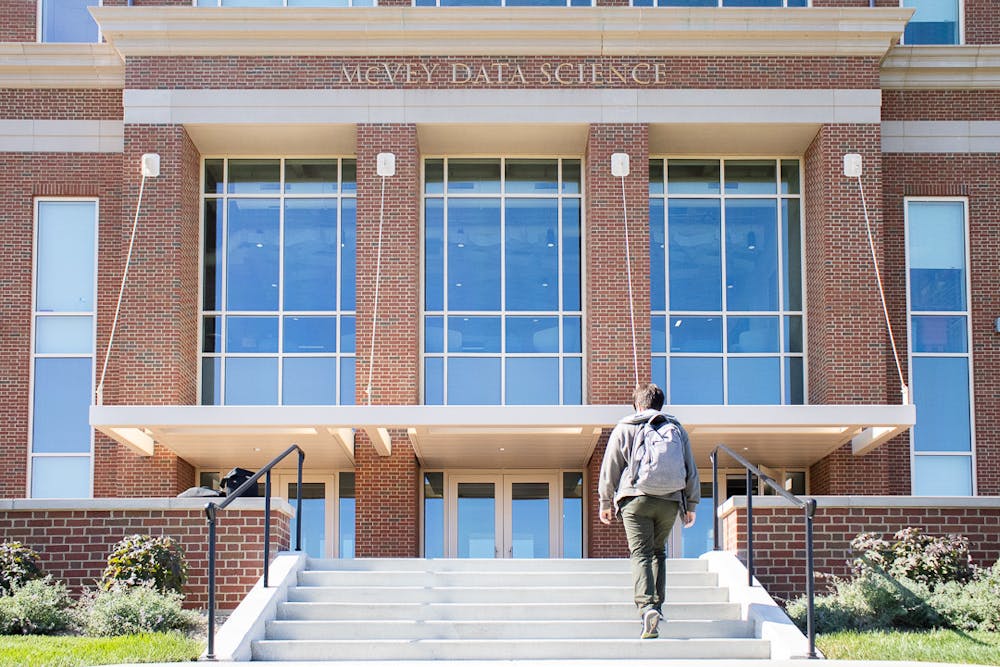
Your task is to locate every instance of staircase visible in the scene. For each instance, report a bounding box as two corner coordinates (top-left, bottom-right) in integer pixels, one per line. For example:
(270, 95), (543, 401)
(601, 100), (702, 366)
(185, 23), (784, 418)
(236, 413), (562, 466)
(250, 557), (772, 661)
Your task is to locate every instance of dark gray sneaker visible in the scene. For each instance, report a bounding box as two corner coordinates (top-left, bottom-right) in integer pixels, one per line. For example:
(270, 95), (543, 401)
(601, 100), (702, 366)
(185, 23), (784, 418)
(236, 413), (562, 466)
(640, 609), (661, 639)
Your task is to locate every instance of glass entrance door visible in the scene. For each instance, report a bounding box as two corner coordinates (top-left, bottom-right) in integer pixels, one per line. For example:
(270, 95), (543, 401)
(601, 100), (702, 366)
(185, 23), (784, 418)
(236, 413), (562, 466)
(278, 474), (335, 558)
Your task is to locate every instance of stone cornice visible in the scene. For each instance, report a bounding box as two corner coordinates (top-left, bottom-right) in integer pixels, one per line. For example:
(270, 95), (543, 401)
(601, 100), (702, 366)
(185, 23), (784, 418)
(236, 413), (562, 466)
(0, 43), (124, 88)
(881, 45), (1000, 90)
(91, 6), (911, 58)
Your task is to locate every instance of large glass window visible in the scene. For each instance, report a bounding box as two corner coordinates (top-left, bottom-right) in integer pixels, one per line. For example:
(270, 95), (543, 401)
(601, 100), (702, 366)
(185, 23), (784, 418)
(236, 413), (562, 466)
(902, 1), (961, 45)
(633, 1), (808, 7)
(196, 0), (374, 5)
(40, 0), (99, 43)
(202, 158), (356, 405)
(650, 159), (803, 405)
(31, 200), (96, 498)
(415, 0), (590, 6)
(906, 199), (973, 495)
(423, 158), (583, 405)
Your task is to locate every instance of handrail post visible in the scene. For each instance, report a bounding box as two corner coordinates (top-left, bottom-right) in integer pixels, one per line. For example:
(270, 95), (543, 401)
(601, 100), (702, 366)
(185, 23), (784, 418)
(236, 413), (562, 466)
(264, 470), (272, 588)
(204, 503), (218, 661)
(296, 450), (304, 551)
(711, 451), (720, 551)
(805, 499), (817, 659)
(746, 467), (754, 586)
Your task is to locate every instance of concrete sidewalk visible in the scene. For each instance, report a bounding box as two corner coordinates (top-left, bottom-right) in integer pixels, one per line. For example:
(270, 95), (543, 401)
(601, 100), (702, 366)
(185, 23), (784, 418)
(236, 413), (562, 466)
(102, 661), (996, 667)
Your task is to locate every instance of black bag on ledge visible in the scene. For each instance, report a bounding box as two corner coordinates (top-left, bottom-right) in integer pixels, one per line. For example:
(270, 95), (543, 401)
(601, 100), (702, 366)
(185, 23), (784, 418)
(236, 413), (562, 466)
(221, 467), (258, 497)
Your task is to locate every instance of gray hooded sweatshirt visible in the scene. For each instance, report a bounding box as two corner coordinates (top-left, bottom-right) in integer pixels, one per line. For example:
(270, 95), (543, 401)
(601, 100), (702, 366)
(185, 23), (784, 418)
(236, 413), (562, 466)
(598, 409), (700, 516)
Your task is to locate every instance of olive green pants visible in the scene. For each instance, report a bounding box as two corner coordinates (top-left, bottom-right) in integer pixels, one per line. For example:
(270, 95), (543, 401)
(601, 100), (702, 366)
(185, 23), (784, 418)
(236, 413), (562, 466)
(619, 495), (681, 616)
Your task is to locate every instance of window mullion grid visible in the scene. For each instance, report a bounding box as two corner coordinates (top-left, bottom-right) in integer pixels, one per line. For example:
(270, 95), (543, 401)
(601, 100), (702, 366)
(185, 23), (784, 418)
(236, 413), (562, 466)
(557, 159), (564, 404)
(719, 160), (729, 405)
(219, 165), (229, 404)
(657, 159), (670, 402)
(499, 158), (507, 406)
(776, 162), (787, 405)
(277, 159), (286, 405)
(442, 159), (449, 403)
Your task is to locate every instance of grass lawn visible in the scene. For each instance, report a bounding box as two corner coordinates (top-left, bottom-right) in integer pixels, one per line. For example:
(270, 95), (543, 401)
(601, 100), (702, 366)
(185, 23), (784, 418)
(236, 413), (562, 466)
(0, 632), (203, 667)
(818, 629), (1000, 665)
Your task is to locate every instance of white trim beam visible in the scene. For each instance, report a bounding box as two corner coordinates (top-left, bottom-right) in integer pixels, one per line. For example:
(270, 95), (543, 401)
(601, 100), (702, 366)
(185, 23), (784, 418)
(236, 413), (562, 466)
(0, 44), (123, 89)
(882, 45), (1000, 90)
(364, 427), (392, 457)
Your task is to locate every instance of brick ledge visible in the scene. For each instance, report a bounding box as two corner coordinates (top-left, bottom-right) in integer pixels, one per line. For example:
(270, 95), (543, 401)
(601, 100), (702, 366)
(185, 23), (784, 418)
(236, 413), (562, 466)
(0, 497), (294, 516)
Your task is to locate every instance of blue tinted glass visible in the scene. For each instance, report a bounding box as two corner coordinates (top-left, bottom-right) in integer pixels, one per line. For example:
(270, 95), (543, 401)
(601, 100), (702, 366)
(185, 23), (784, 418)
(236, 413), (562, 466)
(448, 159), (501, 193)
(562, 160), (581, 194)
(649, 160), (664, 196)
(724, 0), (783, 6)
(448, 316), (501, 353)
(649, 199), (666, 311)
(506, 358), (559, 405)
(633, 0), (654, 6)
(725, 160), (776, 195)
(912, 316), (967, 353)
(671, 357), (723, 404)
(785, 356), (804, 405)
(283, 357), (336, 405)
(425, 159), (444, 194)
(506, 160), (559, 193)
(506, 200), (559, 311)
(670, 317), (722, 353)
(507, 317), (559, 353)
(667, 160), (720, 195)
(913, 456), (972, 496)
(425, 357), (444, 405)
(781, 161), (800, 195)
(909, 201), (966, 311)
(341, 199), (356, 311)
(425, 316), (444, 353)
(726, 199), (778, 311)
(287, 483), (326, 557)
(202, 357), (221, 405)
(284, 200), (337, 311)
(228, 160), (280, 194)
(449, 199), (501, 311)
(562, 474), (583, 558)
(32, 358), (92, 453)
(342, 161), (357, 194)
(36, 201), (95, 312)
(728, 357), (780, 405)
(227, 199), (279, 311)
(727, 317), (779, 353)
(787, 0), (807, 6)
(205, 160), (224, 193)
(425, 199), (445, 312)
(35, 316), (91, 354)
(41, 0), (98, 42)
(562, 199), (582, 311)
(339, 496), (355, 558)
(31, 457), (90, 498)
(669, 199), (721, 310)
(563, 317), (581, 353)
(448, 358), (501, 404)
(903, 0), (959, 45)
(682, 486), (714, 557)
(563, 357), (582, 404)
(227, 316), (278, 353)
(784, 315), (803, 353)
(204, 199), (223, 310)
(651, 356), (666, 392)
(651, 316), (666, 354)
(661, 0), (715, 5)
(424, 474), (445, 557)
(225, 358), (278, 405)
(782, 199), (803, 311)
(339, 357), (355, 405)
(285, 159), (338, 194)
(340, 316), (355, 353)
(284, 316), (336, 353)
(913, 357), (970, 452)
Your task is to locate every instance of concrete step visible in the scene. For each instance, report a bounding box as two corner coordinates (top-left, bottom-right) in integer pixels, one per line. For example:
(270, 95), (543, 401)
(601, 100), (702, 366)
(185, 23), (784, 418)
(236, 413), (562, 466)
(265, 618), (754, 641)
(276, 600), (743, 622)
(251, 637), (771, 661)
(305, 557), (703, 573)
(297, 569), (718, 588)
(286, 584), (728, 604)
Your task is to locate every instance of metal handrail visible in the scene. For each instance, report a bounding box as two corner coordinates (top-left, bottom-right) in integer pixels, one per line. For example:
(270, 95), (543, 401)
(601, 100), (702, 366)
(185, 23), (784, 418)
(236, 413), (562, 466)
(710, 444), (817, 660)
(203, 443), (305, 661)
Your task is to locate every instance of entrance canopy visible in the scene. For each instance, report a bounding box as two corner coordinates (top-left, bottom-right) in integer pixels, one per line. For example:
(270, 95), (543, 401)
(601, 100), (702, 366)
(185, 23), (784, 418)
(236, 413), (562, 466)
(91, 403), (914, 471)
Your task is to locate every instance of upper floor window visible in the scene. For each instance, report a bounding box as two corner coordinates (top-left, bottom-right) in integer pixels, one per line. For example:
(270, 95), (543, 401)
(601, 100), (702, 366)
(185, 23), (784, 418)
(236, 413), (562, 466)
(423, 158), (583, 405)
(649, 158), (804, 405)
(902, 0), (961, 45)
(194, 0), (375, 5)
(414, 0), (589, 5)
(40, 0), (99, 43)
(201, 158), (357, 406)
(632, 1), (807, 7)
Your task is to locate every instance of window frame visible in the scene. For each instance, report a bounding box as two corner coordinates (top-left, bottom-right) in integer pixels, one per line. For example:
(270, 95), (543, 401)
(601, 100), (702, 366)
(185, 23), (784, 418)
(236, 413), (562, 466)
(37, 0), (102, 44)
(900, 0), (964, 46)
(193, 0), (378, 6)
(629, 1), (810, 8)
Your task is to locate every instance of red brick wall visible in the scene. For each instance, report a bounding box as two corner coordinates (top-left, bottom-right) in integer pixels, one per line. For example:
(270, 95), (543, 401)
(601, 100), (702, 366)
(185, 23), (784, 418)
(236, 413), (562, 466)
(0, 90), (122, 120)
(882, 152), (1000, 496)
(883, 91), (1000, 121)
(354, 431), (420, 557)
(585, 123), (650, 405)
(124, 56), (880, 90)
(0, 152), (123, 499)
(587, 431), (629, 558)
(966, 0), (999, 45)
(0, 503), (290, 611)
(0, 0), (36, 42)
(721, 501), (1000, 603)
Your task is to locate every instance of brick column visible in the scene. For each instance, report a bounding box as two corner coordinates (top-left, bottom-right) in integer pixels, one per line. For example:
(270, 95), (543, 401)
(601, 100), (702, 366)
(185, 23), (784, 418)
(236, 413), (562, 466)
(585, 124), (650, 405)
(353, 124), (421, 557)
(804, 124), (895, 495)
(587, 433), (628, 558)
(93, 125), (200, 497)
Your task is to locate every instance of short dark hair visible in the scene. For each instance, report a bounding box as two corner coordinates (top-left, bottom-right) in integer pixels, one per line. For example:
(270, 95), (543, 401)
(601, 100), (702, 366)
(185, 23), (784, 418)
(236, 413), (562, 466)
(632, 383), (664, 411)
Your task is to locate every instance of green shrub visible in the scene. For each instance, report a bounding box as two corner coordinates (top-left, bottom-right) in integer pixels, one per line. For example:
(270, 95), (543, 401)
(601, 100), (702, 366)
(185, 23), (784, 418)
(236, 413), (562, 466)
(100, 535), (187, 595)
(851, 528), (973, 587)
(926, 560), (1000, 632)
(79, 586), (202, 637)
(0, 542), (43, 596)
(0, 578), (75, 635)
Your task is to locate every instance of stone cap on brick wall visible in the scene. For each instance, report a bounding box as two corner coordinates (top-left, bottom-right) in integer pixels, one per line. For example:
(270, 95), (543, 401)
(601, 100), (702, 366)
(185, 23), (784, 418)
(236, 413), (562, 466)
(0, 497), (294, 516)
(719, 494), (1000, 519)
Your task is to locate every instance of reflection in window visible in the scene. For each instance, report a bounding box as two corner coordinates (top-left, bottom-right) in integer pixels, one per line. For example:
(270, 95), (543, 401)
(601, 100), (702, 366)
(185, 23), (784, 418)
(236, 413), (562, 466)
(31, 200), (96, 498)
(907, 199), (973, 495)
(423, 158), (583, 405)
(902, 0), (961, 45)
(633, 0), (807, 6)
(650, 159), (803, 405)
(202, 159), (356, 405)
(40, 0), (99, 43)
